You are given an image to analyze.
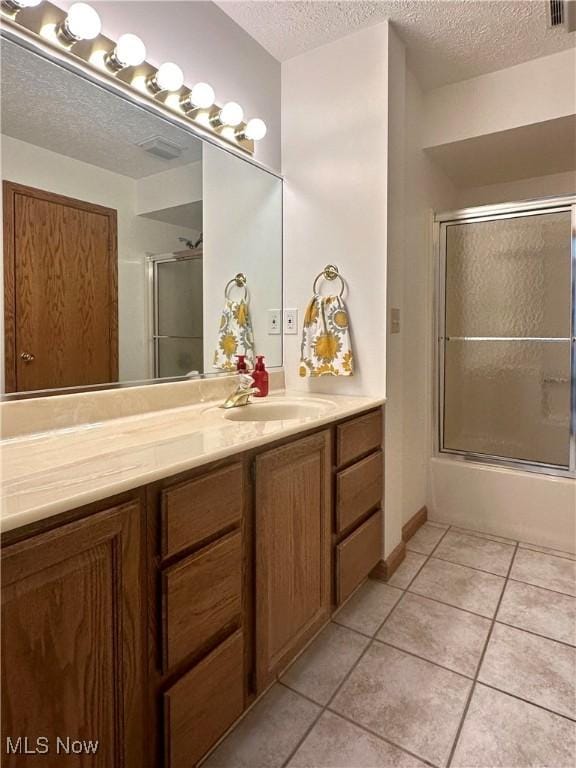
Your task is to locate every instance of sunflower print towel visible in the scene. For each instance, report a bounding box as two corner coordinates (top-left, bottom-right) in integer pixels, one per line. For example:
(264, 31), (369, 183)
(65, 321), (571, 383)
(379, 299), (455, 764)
(213, 299), (255, 371)
(299, 294), (354, 377)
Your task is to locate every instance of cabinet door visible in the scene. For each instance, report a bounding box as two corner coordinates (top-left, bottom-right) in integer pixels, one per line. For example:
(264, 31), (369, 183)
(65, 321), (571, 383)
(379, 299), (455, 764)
(255, 431), (331, 690)
(1, 501), (144, 767)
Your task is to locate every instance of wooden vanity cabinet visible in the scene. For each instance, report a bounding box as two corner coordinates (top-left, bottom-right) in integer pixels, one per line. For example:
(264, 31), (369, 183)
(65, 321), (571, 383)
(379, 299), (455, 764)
(254, 431), (332, 691)
(1, 406), (384, 767)
(1, 497), (145, 768)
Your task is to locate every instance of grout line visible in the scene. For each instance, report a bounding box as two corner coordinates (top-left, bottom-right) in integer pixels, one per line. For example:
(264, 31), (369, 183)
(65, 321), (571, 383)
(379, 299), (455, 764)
(516, 544), (576, 563)
(494, 619), (576, 650)
(372, 637), (475, 681)
(427, 554), (510, 579)
(405, 587), (494, 620)
(323, 705), (440, 768)
(445, 540), (520, 768)
(474, 680), (576, 724)
(507, 576), (576, 600)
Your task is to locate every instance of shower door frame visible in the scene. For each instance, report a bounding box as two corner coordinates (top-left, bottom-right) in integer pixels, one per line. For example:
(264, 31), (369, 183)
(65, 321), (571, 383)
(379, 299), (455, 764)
(434, 195), (576, 479)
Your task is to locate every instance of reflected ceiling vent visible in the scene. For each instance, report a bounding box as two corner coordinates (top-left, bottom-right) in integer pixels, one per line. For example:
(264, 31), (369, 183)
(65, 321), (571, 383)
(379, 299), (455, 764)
(547, 0), (576, 30)
(137, 136), (183, 160)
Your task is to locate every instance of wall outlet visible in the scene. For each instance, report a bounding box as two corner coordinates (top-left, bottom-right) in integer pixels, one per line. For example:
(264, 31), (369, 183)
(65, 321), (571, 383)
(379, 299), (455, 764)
(267, 309), (281, 335)
(284, 308), (298, 335)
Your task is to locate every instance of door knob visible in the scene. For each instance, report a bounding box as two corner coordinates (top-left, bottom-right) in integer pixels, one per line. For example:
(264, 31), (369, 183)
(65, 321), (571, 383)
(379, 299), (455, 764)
(20, 352), (35, 362)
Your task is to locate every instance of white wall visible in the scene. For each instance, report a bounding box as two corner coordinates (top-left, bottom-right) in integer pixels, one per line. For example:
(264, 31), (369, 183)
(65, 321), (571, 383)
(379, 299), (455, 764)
(424, 48), (576, 148)
(282, 22), (389, 400)
(1, 135), (200, 383)
(59, 0), (281, 172)
(458, 170), (576, 208)
(136, 162), (202, 215)
(202, 143), (283, 370)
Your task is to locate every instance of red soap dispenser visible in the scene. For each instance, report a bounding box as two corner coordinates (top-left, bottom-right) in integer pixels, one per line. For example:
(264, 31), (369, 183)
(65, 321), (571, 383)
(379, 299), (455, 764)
(252, 356), (269, 397)
(236, 355), (248, 373)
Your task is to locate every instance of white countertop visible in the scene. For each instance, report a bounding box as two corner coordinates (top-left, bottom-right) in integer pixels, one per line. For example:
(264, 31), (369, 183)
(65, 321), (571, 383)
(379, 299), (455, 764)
(0, 391), (384, 533)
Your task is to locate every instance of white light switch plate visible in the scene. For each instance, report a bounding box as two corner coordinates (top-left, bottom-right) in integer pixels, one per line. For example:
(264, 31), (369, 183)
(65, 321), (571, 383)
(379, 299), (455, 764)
(284, 309), (298, 335)
(267, 309), (281, 335)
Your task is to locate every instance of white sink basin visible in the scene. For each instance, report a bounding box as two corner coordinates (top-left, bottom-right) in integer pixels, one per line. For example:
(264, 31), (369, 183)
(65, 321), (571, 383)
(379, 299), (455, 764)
(222, 399), (334, 422)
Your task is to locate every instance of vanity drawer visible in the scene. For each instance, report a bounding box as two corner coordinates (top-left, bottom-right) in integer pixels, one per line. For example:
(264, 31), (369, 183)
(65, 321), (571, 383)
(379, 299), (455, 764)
(336, 409), (383, 468)
(162, 531), (242, 671)
(336, 450), (383, 534)
(164, 629), (244, 768)
(336, 509), (382, 605)
(161, 462), (244, 559)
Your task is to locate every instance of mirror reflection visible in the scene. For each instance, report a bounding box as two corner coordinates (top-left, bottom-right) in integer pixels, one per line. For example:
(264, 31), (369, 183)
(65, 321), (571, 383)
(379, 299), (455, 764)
(0, 40), (282, 395)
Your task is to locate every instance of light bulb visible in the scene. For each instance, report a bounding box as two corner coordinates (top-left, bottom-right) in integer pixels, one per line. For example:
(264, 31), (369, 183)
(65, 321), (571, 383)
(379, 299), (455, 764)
(244, 118), (267, 141)
(112, 33), (146, 68)
(218, 101), (244, 127)
(189, 82), (215, 109)
(5, 0), (43, 9)
(153, 62), (184, 92)
(63, 3), (102, 41)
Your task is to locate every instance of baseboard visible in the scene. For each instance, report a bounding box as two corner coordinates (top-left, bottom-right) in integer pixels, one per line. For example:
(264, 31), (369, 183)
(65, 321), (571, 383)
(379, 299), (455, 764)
(402, 505), (428, 543)
(370, 540), (406, 582)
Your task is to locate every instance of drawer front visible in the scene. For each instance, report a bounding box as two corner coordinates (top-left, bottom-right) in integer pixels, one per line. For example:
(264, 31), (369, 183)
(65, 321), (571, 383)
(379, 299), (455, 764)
(161, 463), (243, 559)
(164, 629), (244, 768)
(162, 531), (242, 671)
(336, 410), (382, 468)
(336, 450), (383, 534)
(336, 510), (382, 605)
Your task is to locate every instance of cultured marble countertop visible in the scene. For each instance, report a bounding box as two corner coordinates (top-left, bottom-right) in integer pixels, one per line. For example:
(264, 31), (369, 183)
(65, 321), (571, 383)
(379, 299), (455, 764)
(0, 390), (384, 533)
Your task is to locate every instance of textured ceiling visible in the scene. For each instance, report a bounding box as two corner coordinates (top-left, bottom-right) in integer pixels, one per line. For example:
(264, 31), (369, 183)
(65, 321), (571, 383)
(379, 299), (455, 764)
(215, 0), (576, 89)
(1, 41), (202, 179)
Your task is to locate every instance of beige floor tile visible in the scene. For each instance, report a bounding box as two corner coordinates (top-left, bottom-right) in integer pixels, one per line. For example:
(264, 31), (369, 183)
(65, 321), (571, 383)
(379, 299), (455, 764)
(409, 558), (505, 618)
(377, 593), (491, 676)
(519, 541), (576, 562)
(280, 622), (369, 705)
(452, 684), (576, 768)
(331, 642), (471, 767)
(451, 526), (517, 545)
(433, 530), (515, 576)
(427, 519), (450, 528)
(405, 523), (447, 555)
(510, 548), (576, 597)
(479, 623), (576, 719)
(333, 579), (403, 636)
(387, 551), (427, 589)
(287, 711), (427, 768)
(203, 684), (320, 768)
(497, 580), (576, 646)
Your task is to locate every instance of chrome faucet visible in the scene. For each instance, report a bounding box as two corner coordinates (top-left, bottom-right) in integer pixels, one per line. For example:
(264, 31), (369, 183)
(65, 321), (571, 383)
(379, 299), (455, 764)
(220, 374), (260, 409)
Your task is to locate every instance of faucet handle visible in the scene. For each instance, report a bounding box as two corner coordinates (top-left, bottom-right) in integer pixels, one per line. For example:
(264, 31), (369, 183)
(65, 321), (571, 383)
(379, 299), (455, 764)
(237, 373), (254, 389)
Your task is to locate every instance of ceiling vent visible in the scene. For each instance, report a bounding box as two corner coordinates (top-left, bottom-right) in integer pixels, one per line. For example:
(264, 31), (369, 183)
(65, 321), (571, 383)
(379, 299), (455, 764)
(137, 136), (183, 160)
(547, 0), (576, 30)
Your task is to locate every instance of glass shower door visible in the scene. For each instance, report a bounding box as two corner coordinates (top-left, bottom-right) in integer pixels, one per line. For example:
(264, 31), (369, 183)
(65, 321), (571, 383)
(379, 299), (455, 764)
(438, 204), (574, 472)
(152, 255), (204, 378)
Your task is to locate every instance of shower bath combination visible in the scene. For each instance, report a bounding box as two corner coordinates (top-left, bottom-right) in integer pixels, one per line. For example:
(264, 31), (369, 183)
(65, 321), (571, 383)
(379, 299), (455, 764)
(435, 195), (576, 478)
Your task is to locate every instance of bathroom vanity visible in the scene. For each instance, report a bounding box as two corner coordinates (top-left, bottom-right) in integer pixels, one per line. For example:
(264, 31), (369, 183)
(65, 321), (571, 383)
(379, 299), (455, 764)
(1, 391), (384, 768)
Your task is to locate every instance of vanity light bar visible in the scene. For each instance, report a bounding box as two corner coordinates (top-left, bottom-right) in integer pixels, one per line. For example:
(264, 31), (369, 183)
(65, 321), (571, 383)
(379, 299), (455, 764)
(0, 0), (267, 155)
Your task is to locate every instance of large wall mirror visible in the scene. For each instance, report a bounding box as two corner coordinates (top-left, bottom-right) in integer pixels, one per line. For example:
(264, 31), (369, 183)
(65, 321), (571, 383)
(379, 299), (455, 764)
(0, 38), (283, 397)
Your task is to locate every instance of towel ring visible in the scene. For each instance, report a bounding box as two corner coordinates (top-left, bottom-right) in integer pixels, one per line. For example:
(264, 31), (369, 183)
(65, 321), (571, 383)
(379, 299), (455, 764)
(225, 272), (248, 301)
(313, 264), (345, 297)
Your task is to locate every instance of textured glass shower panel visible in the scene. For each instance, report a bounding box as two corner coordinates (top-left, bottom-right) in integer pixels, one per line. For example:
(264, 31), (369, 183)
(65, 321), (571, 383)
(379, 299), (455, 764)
(158, 338), (204, 378)
(444, 339), (571, 466)
(445, 213), (571, 338)
(157, 258), (203, 338)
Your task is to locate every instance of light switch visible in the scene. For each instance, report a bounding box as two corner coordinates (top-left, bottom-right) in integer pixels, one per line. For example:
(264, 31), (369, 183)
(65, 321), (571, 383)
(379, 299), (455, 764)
(267, 309), (281, 335)
(390, 308), (401, 334)
(284, 309), (298, 335)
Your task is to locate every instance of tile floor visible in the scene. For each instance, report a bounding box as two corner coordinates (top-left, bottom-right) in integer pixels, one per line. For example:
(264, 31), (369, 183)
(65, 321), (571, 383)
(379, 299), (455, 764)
(204, 522), (576, 768)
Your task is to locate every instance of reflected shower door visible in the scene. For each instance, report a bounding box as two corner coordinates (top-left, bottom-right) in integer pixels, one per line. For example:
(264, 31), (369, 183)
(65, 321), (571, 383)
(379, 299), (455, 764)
(152, 255), (203, 378)
(439, 206), (574, 470)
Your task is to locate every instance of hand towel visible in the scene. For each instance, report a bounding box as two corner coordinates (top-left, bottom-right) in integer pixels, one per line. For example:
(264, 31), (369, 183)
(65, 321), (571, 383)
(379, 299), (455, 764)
(299, 294), (354, 377)
(213, 298), (255, 371)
